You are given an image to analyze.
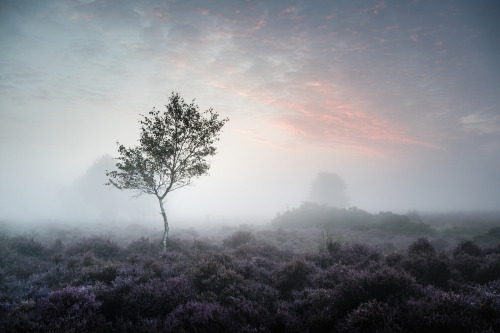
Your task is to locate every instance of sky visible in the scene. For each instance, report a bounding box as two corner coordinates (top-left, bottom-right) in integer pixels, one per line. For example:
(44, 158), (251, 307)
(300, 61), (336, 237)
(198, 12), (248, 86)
(1, 0), (499, 225)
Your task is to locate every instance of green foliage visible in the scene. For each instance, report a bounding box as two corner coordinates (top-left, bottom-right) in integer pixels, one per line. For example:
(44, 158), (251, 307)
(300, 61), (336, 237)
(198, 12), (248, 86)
(106, 92), (228, 250)
(106, 92), (228, 198)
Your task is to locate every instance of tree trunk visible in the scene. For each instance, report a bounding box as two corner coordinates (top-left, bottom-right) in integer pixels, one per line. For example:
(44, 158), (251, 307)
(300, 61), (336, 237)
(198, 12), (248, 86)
(158, 198), (169, 252)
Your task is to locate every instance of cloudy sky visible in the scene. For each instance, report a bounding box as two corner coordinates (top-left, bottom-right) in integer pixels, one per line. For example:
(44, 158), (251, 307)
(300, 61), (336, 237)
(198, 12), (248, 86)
(1, 0), (499, 224)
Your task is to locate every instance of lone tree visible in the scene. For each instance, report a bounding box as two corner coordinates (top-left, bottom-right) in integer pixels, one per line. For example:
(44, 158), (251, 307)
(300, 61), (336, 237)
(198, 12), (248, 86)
(308, 172), (349, 208)
(106, 92), (228, 251)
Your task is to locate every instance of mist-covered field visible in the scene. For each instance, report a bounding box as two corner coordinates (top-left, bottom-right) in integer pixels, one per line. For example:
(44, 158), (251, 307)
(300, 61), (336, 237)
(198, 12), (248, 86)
(2, 0), (500, 331)
(1, 207), (499, 332)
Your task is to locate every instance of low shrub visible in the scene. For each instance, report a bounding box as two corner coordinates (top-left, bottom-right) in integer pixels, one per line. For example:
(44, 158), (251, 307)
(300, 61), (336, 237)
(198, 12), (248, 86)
(10, 237), (48, 258)
(275, 258), (312, 297)
(453, 241), (483, 257)
(407, 238), (436, 257)
(124, 277), (194, 319)
(334, 266), (423, 316)
(164, 302), (236, 333)
(338, 299), (401, 332)
(402, 286), (498, 332)
(34, 286), (106, 332)
(65, 237), (122, 260)
(223, 231), (254, 248)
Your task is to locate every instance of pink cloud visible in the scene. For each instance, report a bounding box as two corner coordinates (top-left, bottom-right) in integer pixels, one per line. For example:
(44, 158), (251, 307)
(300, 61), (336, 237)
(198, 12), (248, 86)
(373, 2), (386, 15)
(237, 129), (299, 151)
(238, 81), (446, 156)
(279, 6), (296, 15)
(409, 34), (419, 42)
(255, 18), (266, 30)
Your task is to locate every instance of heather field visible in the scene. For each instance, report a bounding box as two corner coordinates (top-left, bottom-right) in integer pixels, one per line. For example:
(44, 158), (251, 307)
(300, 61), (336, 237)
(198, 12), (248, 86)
(1, 208), (500, 332)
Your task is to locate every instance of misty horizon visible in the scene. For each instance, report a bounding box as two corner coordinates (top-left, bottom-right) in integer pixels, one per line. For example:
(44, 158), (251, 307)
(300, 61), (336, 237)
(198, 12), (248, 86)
(1, 0), (500, 226)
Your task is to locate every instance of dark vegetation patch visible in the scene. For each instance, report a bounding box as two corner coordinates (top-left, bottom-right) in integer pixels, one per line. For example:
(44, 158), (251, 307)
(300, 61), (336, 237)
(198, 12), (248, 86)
(0, 220), (499, 332)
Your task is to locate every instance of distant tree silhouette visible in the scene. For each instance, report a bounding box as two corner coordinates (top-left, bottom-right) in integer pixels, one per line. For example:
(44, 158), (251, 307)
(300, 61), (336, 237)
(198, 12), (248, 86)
(308, 172), (349, 208)
(106, 92), (228, 251)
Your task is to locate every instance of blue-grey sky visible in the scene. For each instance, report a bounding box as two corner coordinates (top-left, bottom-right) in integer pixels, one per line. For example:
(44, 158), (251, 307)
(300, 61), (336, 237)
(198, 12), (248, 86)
(1, 0), (499, 223)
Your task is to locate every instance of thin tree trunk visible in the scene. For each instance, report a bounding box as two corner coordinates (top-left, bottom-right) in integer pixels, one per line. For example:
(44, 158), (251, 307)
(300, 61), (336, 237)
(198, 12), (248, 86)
(158, 198), (169, 252)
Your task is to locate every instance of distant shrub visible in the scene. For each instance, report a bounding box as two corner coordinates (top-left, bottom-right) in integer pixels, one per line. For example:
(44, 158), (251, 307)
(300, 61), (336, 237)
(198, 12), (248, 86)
(239, 255), (277, 284)
(2, 254), (52, 280)
(408, 238), (436, 257)
(10, 237), (48, 258)
(474, 227), (500, 246)
(125, 237), (161, 257)
(272, 202), (372, 229)
(29, 265), (72, 289)
(65, 237), (122, 260)
(340, 243), (381, 267)
(76, 261), (121, 285)
(372, 212), (435, 236)
(453, 241), (483, 258)
(327, 240), (342, 255)
(223, 231), (254, 248)
(311, 263), (352, 289)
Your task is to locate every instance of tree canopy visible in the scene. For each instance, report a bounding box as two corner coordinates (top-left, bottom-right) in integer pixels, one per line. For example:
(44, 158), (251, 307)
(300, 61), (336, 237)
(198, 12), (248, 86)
(106, 92), (228, 250)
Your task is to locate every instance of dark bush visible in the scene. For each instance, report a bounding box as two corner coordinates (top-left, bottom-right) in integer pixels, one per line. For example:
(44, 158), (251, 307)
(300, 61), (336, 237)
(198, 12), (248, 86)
(475, 254), (500, 283)
(10, 237), (48, 258)
(339, 299), (401, 332)
(0, 299), (38, 332)
(288, 288), (338, 332)
(1, 253), (53, 280)
(402, 286), (497, 332)
(124, 277), (194, 319)
(404, 238), (451, 288)
(223, 230), (254, 248)
(340, 243), (381, 267)
(327, 240), (342, 255)
(385, 252), (404, 267)
(125, 237), (161, 257)
(403, 253), (451, 288)
(191, 257), (245, 300)
(311, 263), (352, 289)
(275, 258), (311, 296)
(65, 237), (122, 260)
(76, 261), (121, 285)
(34, 286), (105, 332)
(334, 266), (423, 316)
(452, 252), (482, 282)
(453, 241), (483, 258)
(408, 238), (436, 257)
(164, 302), (236, 333)
(143, 258), (166, 278)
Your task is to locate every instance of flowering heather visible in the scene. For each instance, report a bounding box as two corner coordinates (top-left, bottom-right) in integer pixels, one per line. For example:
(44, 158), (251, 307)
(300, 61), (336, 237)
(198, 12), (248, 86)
(0, 225), (499, 332)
